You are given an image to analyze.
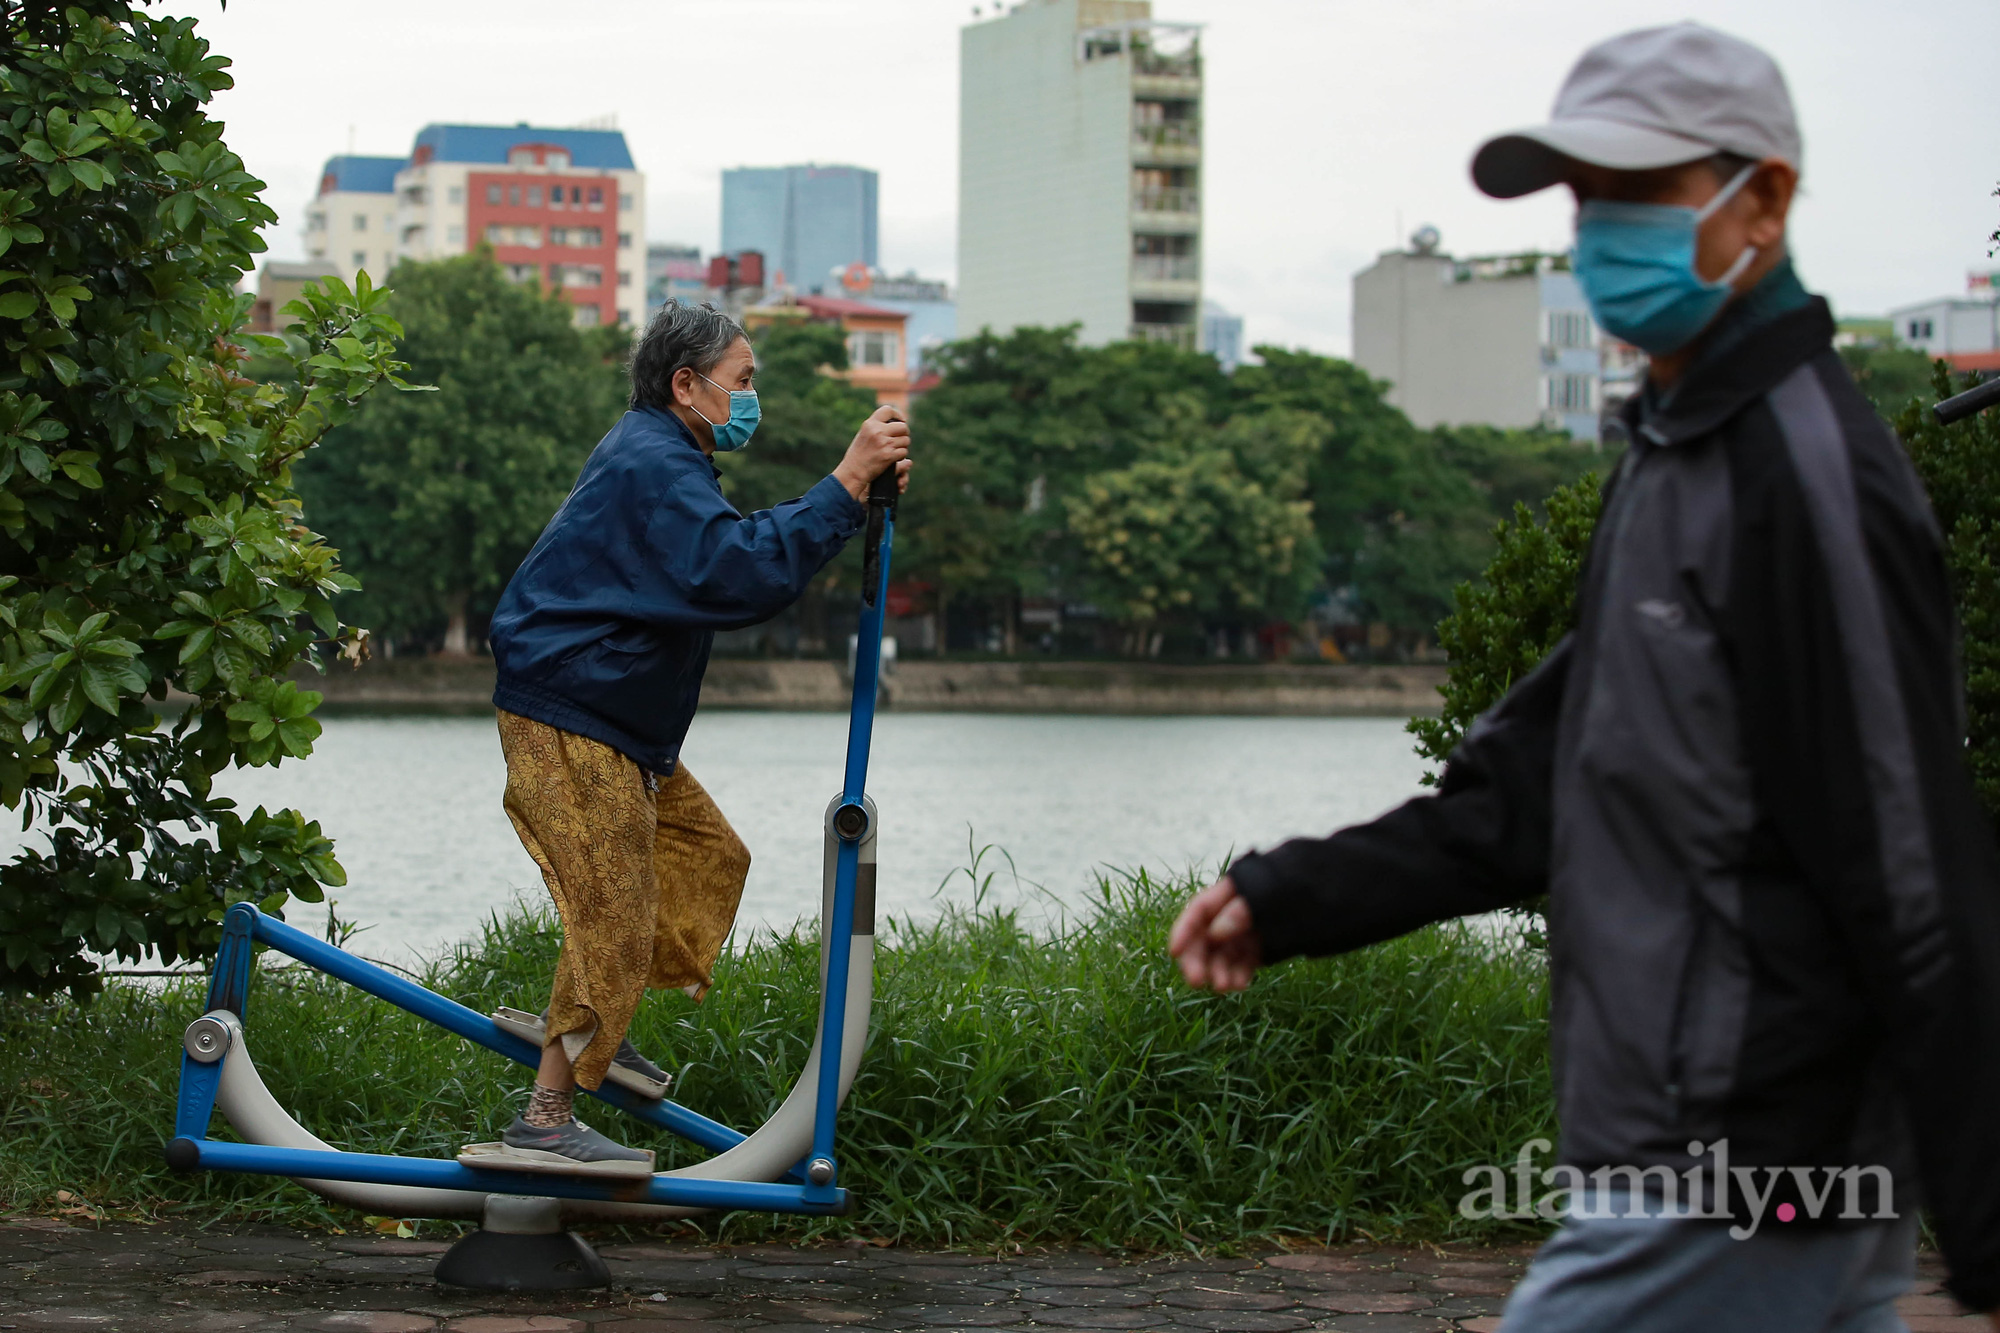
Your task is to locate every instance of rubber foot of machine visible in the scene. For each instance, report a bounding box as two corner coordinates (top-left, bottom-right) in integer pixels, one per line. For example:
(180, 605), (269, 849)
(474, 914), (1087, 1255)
(164, 1137), (201, 1173)
(434, 1195), (610, 1292)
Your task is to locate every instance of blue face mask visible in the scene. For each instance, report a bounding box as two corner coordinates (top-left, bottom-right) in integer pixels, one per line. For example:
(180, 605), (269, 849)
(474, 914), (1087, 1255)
(1572, 164), (1760, 356)
(694, 372), (760, 452)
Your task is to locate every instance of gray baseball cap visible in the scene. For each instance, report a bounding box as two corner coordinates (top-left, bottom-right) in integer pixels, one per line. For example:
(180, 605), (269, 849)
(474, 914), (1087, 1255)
(1471, 22), (1802, 199)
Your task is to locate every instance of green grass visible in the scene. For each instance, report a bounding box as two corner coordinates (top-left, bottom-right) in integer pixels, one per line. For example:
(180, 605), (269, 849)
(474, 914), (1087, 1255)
(0, 858), (1554, 1249)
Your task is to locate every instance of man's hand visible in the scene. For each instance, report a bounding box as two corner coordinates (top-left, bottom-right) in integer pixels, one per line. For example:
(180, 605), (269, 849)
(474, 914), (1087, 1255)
(1168, 876), (1262, 993)
(833, 406), (911, 504)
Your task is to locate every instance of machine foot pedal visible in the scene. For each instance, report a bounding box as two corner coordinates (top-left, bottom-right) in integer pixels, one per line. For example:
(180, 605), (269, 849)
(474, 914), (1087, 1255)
(490, 1006), (671, 1099)
(458, 1141), (657, 1179)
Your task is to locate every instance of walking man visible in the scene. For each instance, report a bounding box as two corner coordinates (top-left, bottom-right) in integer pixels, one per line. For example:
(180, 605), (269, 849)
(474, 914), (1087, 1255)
(1170, 24), (2000, 1329)
(484, 300), (910, 1167)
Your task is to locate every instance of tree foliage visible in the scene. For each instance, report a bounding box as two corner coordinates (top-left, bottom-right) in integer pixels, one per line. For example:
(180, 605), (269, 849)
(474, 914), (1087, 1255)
(1840, 341), (1937, 421)
(1897, 362), (2000, 820)
(0, 3), (407, 995)
(898, 326), (1601, 649)
(293, 252), (628, 652)
(1406, 476), (1602, 780)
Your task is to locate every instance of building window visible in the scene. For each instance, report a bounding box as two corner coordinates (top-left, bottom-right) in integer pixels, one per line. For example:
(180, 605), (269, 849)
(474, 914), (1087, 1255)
(1544, 373), (1595, 411)
(447, 225), (464, 244)
(848, 330), (899, 368)
(502, 263), (539, 284)
(351, 251), (366, 267)
(552, 264), (603, 289)
(574, 303), (602, 328)
(487, 184), (502, 205)
(618, 232), (633, 249)
(508, 185), (521, 207)
(447, 186), (463, 205)
(617, 269), (631, 288)
(1545, 309), (1594, 348)
(485, 223), (543, 248)
(306, 210), (325, 232)
(616, 191), (631, 211)
(1909, 318), (1935, 340)
(590, 187), (606, 211)
(353, 214), (367, 231)
(526, 187), (542, 207)
(548, 226), (603, 248)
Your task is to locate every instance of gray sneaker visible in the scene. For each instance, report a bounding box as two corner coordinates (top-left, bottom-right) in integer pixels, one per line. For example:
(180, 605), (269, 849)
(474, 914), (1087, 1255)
(498, 1115), (653, 1167)
(612, 1036), (670, 1087)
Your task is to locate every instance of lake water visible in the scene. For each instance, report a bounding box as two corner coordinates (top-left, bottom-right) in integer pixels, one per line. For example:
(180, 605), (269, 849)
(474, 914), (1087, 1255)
(182, 712), (1433, 960)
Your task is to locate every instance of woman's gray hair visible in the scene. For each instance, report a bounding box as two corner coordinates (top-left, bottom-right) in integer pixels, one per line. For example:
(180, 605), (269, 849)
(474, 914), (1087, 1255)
(628, 300), (747, 411)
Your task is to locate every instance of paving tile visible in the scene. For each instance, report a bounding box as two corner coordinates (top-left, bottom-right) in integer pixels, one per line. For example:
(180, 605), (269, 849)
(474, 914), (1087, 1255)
(1296, 1296), (1434, 1315)
(1018, 1272), (1139, 1289)
(892, 1265), (1023, 1286)
(1261, 1257), (1381, 1275)
(1302, 1317), (1454, 1333)
(1157, 1291), (1296, 1312)
(620, 1297), (720, 1319)
(193, 1237), (328, 1256)
(748, 1300), (879, 1324)
(589, 1321), (731, 1333)
(1455, 1321), (1504, 1333)
(887, 1302), (1032, 1326)
(1413, 1279), (1510, 1298)
(300, 1315), (439, 1332)
(595, 1246), (718, 1262)
(177, 1269), (304, 1287)
(1162, 1313), (1308, 1332)
(442, 1319), (589, 1333)
(1014, 1288), (1154, 1309)
(328, 1240), (453, 1257)
(1024, 1311), (1170, 1329)
(1269, 1274), (1416, 1295)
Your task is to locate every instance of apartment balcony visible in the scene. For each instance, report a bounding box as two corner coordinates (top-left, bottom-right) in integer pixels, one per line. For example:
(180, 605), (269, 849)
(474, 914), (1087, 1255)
(1131, 122), (1201, 166)
(1131, 254), (1201, 303)
(1131, 186), (1200, 233)
(1130, 321), (1197, 350)
(1131, 50), (1200, 99)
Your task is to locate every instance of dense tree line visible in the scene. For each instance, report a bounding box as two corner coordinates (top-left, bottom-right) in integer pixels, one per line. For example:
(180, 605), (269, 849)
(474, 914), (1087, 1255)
(297, 255), (1603, 660)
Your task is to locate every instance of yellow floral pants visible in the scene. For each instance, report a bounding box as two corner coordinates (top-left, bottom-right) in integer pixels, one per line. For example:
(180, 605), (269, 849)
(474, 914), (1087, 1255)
(497, 710), (750, 1092)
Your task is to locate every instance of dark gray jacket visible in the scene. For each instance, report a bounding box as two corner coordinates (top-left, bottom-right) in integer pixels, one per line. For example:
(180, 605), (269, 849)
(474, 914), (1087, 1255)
(1231, 299), (2000, 1309)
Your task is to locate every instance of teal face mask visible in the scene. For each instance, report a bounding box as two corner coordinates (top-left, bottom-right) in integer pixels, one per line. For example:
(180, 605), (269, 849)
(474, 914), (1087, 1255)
(694, 372), (760, 452)
(1572, 164), (1760, 356)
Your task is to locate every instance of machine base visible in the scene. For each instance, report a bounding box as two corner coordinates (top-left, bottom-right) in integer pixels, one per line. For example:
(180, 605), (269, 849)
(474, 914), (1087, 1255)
(433, 1227), (610, 1291)
(433, 1194), (611, 1292)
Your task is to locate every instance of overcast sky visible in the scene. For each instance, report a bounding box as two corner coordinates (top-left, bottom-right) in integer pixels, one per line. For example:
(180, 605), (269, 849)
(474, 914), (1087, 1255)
(177, 0), (1998, 356)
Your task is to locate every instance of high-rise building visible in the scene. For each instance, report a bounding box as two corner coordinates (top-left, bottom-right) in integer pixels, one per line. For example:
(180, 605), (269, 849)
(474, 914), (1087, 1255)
(1351, 228), (1603, 443)
(958, 0), (1203, 349)
(720, 165), (878, 295)
(646, 243), (708, 317)
(301, 123), (646, 328)
(1200, 300), (1243, 372)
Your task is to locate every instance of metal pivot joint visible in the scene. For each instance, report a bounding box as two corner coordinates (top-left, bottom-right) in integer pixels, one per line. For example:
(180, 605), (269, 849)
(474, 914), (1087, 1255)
(833, 802), (869, 842)
(183, 1016), (232, 1064)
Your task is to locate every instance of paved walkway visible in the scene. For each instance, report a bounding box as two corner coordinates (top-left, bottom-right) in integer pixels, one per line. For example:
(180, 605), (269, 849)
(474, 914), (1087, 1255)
(0, 1219), (1982, 1333)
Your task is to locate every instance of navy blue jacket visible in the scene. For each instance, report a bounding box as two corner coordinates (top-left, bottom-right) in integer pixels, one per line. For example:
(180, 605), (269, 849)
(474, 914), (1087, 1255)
(489, 406), (865, 774)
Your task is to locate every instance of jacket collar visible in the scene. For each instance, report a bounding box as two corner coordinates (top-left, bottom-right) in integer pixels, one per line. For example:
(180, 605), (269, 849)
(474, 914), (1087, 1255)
(634, 405), (723, 479)
(1620, 292), (1835, 448)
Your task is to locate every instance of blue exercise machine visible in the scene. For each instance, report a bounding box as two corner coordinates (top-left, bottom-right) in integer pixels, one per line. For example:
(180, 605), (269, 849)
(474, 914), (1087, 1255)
(165, 464), (903, 1288)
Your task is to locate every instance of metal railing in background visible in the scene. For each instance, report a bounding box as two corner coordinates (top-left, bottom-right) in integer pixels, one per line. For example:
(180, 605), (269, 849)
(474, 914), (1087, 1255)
(1130, 322), (1197, 350)
(1133, 186), (1200, 215)
(1132, 255), (1200, 284)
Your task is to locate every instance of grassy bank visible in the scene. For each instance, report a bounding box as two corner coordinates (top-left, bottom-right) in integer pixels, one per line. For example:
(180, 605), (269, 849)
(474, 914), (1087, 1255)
(0, 864), (1553, 1249)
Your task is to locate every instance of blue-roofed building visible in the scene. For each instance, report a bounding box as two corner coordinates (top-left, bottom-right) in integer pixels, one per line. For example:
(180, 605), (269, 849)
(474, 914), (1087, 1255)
(303, 155), (406, 285)
(298, 122), (646, 328)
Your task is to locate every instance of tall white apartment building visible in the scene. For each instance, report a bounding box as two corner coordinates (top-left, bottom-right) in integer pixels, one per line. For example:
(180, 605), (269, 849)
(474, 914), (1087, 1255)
(958, 0), (1203, 349)
(301, 124), (646, 329)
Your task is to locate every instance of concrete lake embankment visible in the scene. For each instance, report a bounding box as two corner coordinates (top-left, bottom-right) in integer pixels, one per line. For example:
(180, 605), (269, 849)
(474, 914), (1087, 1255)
(297, 656), (1448, 717)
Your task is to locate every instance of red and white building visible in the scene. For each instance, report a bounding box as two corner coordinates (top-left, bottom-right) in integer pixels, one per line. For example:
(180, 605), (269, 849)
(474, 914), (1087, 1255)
(303, 123), (646, 329)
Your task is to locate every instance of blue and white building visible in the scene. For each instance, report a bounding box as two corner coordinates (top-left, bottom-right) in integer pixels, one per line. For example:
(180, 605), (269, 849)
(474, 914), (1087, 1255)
(1351, 229), (1605, 443)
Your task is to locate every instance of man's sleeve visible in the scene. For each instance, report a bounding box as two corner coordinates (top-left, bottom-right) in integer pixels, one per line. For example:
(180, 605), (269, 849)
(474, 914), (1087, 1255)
(1741, 362), (2000, 1312)
(1229, 636), (1567, 964)
(639, 473), (867, 630)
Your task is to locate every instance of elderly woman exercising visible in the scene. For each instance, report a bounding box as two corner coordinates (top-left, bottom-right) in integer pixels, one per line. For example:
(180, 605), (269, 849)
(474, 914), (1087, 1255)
(484, 300), (910, 1167)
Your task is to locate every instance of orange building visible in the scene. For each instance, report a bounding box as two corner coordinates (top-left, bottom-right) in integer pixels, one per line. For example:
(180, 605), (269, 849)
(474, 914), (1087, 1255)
(744, 295), (912, 413)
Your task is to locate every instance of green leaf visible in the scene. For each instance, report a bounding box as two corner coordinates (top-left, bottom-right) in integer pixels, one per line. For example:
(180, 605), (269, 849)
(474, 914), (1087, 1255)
(0, 292), (34, 319)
